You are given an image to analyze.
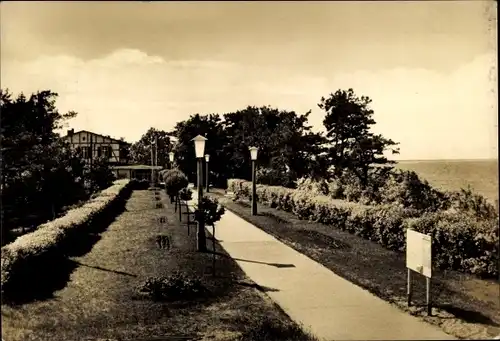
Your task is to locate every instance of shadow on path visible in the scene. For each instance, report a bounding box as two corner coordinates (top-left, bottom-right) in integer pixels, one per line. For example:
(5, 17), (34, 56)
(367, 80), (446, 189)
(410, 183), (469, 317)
(212, 274), (280, 293)
(210, 251), (295, 269)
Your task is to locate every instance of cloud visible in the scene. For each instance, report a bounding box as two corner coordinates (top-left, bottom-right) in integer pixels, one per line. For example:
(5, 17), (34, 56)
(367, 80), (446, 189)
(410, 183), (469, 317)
(1, 48), (497, 159)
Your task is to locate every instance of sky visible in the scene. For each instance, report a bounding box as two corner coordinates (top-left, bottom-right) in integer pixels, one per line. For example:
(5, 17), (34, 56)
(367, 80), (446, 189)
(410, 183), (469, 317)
(1, 1), (497, 160)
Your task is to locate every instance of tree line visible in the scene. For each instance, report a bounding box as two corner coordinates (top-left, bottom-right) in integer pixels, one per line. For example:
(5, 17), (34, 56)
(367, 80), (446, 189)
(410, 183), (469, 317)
(131, 88), (399, 188)
(1, 89), (115, 244)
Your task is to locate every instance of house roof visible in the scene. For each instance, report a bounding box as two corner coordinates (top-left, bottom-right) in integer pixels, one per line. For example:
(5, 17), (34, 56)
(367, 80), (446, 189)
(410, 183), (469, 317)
(111, 164), (163, 170)
(65, 130), (130, 145)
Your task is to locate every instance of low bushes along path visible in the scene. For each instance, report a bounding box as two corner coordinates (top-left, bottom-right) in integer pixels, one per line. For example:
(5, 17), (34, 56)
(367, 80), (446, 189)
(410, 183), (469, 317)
(2, 189), (316, 341)
(208, 188), (500, 340)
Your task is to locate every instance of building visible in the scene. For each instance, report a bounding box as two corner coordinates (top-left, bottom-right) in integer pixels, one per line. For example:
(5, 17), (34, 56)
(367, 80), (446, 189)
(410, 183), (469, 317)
(111, 164), (163, 181)
(63, 129), (131, 165)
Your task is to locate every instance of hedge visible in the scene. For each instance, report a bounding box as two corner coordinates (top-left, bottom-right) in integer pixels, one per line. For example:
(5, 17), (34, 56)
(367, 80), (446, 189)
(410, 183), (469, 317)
(1, 179), (132, 300)
(227, 179), (499, 278)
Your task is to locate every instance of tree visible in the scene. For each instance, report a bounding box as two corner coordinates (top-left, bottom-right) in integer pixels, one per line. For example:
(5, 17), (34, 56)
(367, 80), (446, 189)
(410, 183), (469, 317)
(222, 106), (325, 186)
(169, 114), (227, 187)
(318, 88), (400, 186)
(0, 89), (84, 241)
(130, 128), (173, 167)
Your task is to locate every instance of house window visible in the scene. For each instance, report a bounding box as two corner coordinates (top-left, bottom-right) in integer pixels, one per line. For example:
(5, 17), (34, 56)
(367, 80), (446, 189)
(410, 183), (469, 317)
(82, 147), (90, 159)
(82, 136), (86, 141)
(101, 146), (112, 159)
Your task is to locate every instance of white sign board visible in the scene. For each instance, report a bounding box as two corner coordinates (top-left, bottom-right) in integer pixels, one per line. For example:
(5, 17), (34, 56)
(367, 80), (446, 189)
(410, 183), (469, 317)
(406, 229), (432, 278)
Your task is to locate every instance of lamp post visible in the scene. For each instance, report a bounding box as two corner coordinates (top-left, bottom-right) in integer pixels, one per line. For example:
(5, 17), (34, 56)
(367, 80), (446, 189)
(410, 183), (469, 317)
(205, 154), (210, 193)
(249, 146), (259, 216)
(191, 135), (208, 252)
(169, 151), (175, 169)
(150, 137), (155, 187)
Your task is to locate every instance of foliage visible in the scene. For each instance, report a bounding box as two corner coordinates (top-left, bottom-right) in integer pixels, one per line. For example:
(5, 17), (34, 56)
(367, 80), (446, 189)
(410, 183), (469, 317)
(169, 113), (227, 186)
(130, 128), (174, 168)
(84, 155), (116, 193)
(194, 196), (225, 226)
(256, 167), (296, 188)
(178, 187), (193, 201)
(227, 179), (498, 277)
(1, 180), (132, 300)
(163, 168), (189, 198)
(0, 89), (114, 242)
(169, 107), (327, 188)
(318, 88), (400, 185)
(137, 271), (208, 301)
(447, 186), (498, 220)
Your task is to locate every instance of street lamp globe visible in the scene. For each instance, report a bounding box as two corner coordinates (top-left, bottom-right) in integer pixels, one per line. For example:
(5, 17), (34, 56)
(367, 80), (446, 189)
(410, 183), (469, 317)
(249, 146), (259, 161)
(191, 135), (207, 159)
(205, 154), (210, 162)
(168, 151), (175, 162)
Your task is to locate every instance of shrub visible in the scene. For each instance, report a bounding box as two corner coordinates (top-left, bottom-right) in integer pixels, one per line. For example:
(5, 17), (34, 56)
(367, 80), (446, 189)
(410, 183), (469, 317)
(447, 186), (498, 220)
(295, 177), (329, 196)
(404, 212), (498, 277)
(379, 170), (448, 212)
(1, 179), (132, 300)
(257, 167), (296, 188)
(178, 187), (193, 201)
(137, 271), (209, 301)
(194, 196), (225, 226)
(163, 168), (189, 198)
(227, 178), (499, 278)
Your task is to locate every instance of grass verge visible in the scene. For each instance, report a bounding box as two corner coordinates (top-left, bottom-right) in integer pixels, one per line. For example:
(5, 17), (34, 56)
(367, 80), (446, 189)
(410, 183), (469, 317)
(208, 189), (500, 340)
(2, 189), (317, 341)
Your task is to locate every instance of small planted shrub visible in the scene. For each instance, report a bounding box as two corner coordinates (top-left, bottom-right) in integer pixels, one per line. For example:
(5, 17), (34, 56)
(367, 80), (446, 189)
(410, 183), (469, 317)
(137, 271), (209, 301)
(178, 187), (193, 202)
(164, 168), (189, 200)
(194, 196), (225, 226)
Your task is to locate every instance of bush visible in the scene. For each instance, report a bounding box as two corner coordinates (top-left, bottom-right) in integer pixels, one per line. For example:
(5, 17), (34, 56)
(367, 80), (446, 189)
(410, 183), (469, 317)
(194, 196), (225, 226)
(163, 168), (189, 198)
(1, 179), (132, 300)
(447, 186), (498, 220)
(178, 187), (193, 201)
(257, 167), (296, 188)
(404, 212), (498, 276)
(379, 170), (448, 212)
(227, 178), (499, 277)
(137, 271), (209, 301)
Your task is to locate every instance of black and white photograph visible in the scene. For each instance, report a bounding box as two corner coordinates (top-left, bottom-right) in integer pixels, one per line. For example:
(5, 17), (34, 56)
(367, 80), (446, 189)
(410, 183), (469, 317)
(1, 1), (498, 340)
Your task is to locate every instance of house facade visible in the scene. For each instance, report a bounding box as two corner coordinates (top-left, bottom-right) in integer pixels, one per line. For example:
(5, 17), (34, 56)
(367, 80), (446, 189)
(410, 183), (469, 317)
(63, 129), (130, 165)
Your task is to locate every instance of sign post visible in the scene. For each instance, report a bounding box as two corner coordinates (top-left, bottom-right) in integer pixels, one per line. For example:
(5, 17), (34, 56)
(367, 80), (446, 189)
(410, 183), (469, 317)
(406, 229), (433, 316)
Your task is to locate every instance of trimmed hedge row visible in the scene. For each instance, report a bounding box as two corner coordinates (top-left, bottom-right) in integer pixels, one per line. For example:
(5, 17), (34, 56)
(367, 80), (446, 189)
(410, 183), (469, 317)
(228, 179), (499, 278)
(1, 179), (133, 300)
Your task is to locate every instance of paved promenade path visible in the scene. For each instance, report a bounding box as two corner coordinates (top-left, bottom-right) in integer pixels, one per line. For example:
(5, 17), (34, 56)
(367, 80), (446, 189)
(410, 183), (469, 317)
(189, 192), (455, 341)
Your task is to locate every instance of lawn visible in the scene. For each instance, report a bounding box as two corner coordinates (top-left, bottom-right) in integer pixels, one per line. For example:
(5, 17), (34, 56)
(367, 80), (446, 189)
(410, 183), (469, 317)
(208, 189), (500, 340)
(1, 189), (317, 341)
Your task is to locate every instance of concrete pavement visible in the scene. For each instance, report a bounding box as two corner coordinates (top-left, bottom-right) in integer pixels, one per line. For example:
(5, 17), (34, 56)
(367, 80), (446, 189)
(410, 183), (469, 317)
(187, 192), (455, 340)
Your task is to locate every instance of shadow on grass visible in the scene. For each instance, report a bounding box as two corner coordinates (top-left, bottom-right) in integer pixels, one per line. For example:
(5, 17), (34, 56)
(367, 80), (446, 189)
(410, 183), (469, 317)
(295, 229), (352, 250)
(210, 251), (295, 269)
(437, 304), (500, 326)
(4, 189), (134, 306)
(236, 315), (319, 341)
(71, 260), (137, 277)
(3, 256), (79, 306)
